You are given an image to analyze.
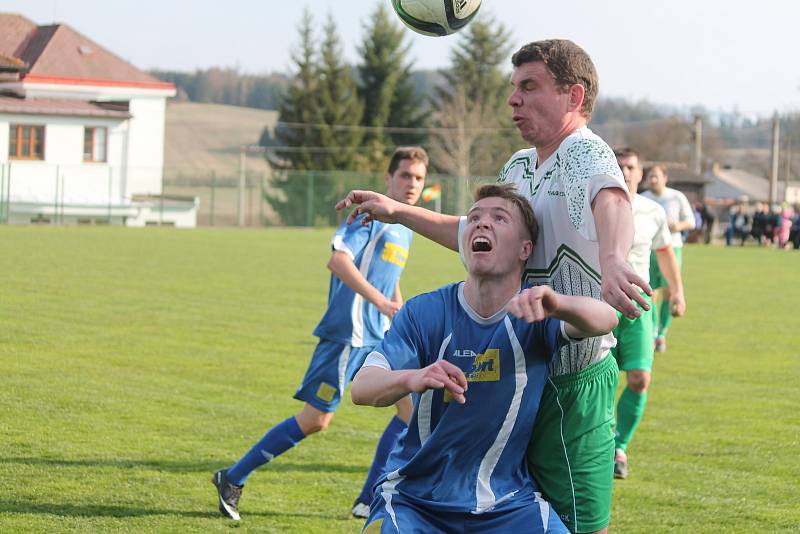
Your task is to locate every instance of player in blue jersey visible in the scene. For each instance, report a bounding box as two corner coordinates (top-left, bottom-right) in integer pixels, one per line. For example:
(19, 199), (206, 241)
(211, 147), (428, 521)
(351, 184), (618, 533)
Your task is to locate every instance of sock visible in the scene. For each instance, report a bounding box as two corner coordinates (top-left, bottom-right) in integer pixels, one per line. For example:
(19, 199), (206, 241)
(226, 416), (306, 485)
(614, 388), (648, 452)
(356, 416), (407, 504)
(658, 298), (672, 338)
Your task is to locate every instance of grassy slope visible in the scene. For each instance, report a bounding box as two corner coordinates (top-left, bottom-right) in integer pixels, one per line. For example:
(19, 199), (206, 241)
(0, 227), (797, 533)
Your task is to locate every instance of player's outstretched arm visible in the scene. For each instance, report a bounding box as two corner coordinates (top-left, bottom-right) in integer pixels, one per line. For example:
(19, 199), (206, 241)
(336, 190), (461, 251)
(507, 286), (618, 339)
(654, 246), (686, 317)
(352, 361), (468, 407)
(592, 188), (652, 319)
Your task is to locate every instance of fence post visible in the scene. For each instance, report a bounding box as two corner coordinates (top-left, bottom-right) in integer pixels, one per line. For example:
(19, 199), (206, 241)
(259, 172), (265, 227)
(306, 171), (314, 227)
(0, 163), (5, 223)
(54, 165), (60, 225)
(107, 166), (113, 223)
(210, 171), (216, 227)
(238, 147), (246, 227)
(4, 163), (10, 223)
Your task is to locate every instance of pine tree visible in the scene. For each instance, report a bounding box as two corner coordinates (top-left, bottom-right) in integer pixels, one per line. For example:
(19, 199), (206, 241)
(357, 4), (427, 170)
(315, 14), (364, 171)
(430, 15), (516, 186)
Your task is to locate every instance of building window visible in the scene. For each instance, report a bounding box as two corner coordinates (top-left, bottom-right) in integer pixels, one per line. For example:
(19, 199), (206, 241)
(8, 125), (45, 160)
(83, 127), (107, 162)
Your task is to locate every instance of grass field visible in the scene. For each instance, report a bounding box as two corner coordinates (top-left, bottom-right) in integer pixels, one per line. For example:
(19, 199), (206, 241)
(1, 226), (798, 533)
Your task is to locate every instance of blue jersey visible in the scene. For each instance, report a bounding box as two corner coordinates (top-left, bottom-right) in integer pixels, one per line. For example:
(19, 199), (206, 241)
(313, 214), (413, 347)
(364, 282), (568, 514)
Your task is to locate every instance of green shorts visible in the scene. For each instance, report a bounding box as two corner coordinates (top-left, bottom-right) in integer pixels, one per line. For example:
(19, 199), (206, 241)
(611, 294), (655, 372)
(649, 246), (683, 289)
(526, 355), (618, 533)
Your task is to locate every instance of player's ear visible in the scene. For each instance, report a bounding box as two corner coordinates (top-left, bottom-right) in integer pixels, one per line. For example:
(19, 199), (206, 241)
(568, 84), (585, 113)
(520, 239), (533, 262)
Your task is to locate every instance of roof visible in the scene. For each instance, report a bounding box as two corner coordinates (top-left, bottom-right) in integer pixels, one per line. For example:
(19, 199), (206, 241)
(0, 13), (172, 89)
(704, 167), (786, 202)
(0, 94), (131, 118)
(0, 53), (26, 72)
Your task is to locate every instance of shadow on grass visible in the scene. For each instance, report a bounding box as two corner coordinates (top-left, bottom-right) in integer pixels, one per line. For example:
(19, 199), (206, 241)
(2, 457), (365, 474)
(0, 501), (350, 521)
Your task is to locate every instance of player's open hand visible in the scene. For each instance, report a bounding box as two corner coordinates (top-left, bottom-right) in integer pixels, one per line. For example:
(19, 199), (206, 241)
(507, 286), (559, 323)
(335, 190), (402, 225)
(405, 361), (468, 404)
(669, 291), (686, 317)
(601, 255), (652, 319)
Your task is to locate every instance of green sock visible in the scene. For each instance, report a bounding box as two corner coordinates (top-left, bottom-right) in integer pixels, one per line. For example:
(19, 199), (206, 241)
(615, 388), (648, 452)
(658, 298), (672, 337)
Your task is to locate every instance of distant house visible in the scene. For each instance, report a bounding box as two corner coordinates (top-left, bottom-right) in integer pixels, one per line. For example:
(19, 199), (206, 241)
(0, 13), (197, 227)
(705, 163), (800, 205)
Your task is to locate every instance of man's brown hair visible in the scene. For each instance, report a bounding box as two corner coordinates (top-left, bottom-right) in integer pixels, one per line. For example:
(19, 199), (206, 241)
(473, 183), (539, 247)
(614, 147), (641, 161)
(387, 146), (429, 175)
(511, 39), (599, 120)
(644, 164), (668, 178)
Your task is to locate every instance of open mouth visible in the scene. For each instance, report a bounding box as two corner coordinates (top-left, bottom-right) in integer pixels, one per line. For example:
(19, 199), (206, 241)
(471, 236), (492, 252)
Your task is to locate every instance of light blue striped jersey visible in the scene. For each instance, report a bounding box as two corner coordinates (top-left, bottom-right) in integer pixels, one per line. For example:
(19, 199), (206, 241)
(313, 214), (413, 347)
(364, 282), (568, 514)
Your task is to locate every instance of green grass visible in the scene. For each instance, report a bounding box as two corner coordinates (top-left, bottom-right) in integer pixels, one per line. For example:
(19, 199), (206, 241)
(0, 227), (798, 533)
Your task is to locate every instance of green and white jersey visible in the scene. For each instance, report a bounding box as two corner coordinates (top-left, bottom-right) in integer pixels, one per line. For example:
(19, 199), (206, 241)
(641, 187), (695, 248)
(497, 127), (626, 375)
(629, 194), (671, 283)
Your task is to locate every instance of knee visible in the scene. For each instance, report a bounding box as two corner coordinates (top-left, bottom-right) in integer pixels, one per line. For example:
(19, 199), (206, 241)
(626, 371), (651, 394)
(296, 409), (334, 435)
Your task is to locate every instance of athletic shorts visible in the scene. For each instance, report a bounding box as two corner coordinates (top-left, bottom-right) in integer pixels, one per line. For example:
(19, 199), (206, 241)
(293, 339), (374, 413)
(362, 491), (568, 534)
(649, 246), (683, 289)
(526, 355), (618, 533)
(611, 293), (655, 372)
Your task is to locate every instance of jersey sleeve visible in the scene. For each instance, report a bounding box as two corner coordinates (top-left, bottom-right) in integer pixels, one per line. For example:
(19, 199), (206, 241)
(369, 301), (426, 371)
(652, 204), (672, 250)
(678, 192), (696, 229)
(331, 215), (372, 260)
(562, 138), (628, 242)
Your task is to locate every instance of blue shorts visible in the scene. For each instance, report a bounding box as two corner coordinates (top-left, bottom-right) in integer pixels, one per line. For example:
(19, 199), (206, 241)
(293, 339), (374, 413)
(362, 491), (569, 534)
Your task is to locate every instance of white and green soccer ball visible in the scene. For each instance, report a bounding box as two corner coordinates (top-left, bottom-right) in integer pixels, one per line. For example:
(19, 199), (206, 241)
(391, 0), (482, 36)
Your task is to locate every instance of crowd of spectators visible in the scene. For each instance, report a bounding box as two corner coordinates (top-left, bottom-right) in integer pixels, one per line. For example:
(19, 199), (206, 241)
(723, 202), (799, 249)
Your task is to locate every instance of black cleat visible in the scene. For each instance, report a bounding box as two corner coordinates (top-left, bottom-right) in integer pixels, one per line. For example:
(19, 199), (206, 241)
(212, 469), (243, 520)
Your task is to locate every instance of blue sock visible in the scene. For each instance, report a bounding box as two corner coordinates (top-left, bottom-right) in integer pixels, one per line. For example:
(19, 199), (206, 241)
(226, 416), (306, 485)
(356, 416), (407, 504)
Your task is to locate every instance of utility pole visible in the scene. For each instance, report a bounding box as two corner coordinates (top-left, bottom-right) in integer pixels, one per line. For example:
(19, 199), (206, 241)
(694, 114), (702, 175)
(769, 114), (780, 206)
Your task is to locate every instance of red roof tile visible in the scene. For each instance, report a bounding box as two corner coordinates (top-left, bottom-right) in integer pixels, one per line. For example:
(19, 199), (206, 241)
(0, 95), (132, 118)
(0, 13), (173, 89)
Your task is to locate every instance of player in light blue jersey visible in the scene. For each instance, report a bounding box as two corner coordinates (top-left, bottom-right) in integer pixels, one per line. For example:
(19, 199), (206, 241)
(212, 147), (428, 521)
(352, 184), (617, 533)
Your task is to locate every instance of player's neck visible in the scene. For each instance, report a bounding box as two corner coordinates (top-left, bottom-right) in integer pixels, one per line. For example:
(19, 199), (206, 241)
(534, 116), (586, 165)
(463, 274), (520, 319)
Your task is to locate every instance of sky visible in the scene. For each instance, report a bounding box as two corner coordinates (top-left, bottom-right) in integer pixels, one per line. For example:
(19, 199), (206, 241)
(3, 0), (799, 117)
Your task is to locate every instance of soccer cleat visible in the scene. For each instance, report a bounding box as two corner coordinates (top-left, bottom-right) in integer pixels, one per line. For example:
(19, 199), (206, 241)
(352, 499), (370, 519)
(212, 469), (243, 521)
(614, 449), (628, 479)
(654, 336), (667, 353)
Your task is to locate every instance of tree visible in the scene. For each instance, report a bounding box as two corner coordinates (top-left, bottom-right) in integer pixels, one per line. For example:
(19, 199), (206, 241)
(429, 15), (515, 211)
(357, 3), (428, 170)
(314, 14), (364, 171)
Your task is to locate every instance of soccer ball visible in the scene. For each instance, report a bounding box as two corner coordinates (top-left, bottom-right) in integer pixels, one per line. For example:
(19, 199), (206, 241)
(391, 0), (482, 37)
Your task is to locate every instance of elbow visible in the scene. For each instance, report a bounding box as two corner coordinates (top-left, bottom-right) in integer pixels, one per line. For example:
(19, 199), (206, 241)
(350, 378), (372, 406)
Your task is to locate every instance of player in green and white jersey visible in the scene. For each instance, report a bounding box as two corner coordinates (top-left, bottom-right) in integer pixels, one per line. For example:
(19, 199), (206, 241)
(337, 40), (647, 534)
(613, 148), (686, 479)
(641, 165), (695, 352)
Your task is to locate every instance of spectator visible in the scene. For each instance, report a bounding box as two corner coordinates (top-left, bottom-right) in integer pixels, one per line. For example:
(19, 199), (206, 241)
(726, 204), (750, 246)
(751, 203), (768, 245)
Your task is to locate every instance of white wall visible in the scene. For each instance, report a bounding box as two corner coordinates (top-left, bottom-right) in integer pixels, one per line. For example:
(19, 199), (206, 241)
(125, 97), (167, 196)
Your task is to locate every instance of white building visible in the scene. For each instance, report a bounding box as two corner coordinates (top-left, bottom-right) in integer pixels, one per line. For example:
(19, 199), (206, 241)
(0, 13), (197, 227)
